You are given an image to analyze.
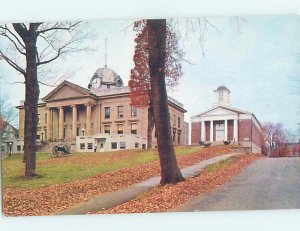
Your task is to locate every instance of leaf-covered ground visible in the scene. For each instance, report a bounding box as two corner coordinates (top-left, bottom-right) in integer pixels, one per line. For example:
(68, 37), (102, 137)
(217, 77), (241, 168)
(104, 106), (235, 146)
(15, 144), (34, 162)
(95, 153), (262, 214)
(3, 146), (234, 216)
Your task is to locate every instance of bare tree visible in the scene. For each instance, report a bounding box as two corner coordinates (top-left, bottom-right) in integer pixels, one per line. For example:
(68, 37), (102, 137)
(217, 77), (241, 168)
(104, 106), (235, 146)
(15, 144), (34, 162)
(0, 94), (18, 138)
(262, 122), (289, 157)
(0, 22), (88, 176)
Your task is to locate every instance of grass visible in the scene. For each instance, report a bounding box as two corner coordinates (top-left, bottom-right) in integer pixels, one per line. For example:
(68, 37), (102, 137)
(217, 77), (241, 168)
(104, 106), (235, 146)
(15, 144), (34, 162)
(2, 146), (202, 189)
(204, 154), (244, 172)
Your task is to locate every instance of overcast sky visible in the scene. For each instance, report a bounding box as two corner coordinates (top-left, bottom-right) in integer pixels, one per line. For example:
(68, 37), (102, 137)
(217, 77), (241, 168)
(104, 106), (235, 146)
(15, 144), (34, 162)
(0, 15), (300, 135)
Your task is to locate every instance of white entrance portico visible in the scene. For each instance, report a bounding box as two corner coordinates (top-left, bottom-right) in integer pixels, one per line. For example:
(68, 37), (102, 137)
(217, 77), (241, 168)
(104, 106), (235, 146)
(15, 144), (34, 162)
(197, 112), (239, 143)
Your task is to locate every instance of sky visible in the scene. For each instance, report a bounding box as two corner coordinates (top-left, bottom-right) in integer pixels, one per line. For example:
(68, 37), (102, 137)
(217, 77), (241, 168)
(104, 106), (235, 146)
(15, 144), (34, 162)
(0, 15), (300, 135)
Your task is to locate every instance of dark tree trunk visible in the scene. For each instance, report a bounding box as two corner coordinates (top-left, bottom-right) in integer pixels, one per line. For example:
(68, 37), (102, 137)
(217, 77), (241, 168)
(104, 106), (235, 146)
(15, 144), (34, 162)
(13, 23), (41, 176)
(147, 100), (154, 149)
(23, 41), (39, 176)
(147, 19), (184, 185)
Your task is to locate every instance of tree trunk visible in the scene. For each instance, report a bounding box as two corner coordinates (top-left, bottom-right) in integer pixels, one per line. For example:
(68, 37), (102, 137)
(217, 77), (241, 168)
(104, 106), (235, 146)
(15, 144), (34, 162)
(147, 19), (184, 185)
(13, 23), (41, 176)
(24, 37), (39, 176)
(147, 100), (154, 149)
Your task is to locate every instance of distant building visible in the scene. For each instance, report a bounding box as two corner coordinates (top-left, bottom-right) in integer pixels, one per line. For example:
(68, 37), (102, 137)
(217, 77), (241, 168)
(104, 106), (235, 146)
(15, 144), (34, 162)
(0, 120), (22, 154)
(191, 86), (262, 153)
(17, 65), (188, 152)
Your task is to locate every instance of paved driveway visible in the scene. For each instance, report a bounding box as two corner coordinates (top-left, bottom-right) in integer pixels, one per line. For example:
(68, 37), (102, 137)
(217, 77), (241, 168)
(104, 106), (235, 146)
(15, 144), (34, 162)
(175, 158), (300, 211)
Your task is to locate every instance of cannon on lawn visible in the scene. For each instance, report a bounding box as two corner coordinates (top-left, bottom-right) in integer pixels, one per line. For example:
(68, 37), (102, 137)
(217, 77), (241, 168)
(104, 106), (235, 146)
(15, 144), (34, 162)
(52, 144), (71, 157)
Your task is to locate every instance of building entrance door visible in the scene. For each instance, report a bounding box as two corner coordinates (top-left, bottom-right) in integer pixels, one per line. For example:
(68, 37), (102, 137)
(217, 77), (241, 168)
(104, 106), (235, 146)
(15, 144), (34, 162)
(215, 123), (225, 141)
(95, 137), (106, 152)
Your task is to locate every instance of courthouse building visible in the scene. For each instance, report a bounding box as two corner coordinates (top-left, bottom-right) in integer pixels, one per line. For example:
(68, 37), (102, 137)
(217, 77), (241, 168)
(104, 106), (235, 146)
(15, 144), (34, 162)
(17, 66), (188, 152)
(191, 86), (262, 153)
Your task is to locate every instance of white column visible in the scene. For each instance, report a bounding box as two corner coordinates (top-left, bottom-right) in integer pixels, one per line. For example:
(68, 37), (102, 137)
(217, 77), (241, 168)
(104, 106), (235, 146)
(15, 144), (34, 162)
(58, 106), (64, 140)
(72, 105), (77, 139)
(210, 120), (214, 142)
(201, 121), (206, 142)
(46, 107), (52, 141)
(86, 103), (92, 135)
(233, 119), (238, 142)
(224, 119), (228, 141)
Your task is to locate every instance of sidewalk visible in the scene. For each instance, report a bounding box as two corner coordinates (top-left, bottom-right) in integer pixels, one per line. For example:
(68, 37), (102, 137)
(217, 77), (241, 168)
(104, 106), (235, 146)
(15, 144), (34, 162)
(54, 153), (238, 215)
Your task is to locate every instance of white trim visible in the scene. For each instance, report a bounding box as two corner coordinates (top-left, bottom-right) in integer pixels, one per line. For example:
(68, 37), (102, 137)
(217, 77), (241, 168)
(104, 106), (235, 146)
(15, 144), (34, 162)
(201, 121), (205, 142)
(224, 119), (228, 141)
(233, 119), (238, 142)
(210, 120), (213, 142)
(191, 105), (252, 119)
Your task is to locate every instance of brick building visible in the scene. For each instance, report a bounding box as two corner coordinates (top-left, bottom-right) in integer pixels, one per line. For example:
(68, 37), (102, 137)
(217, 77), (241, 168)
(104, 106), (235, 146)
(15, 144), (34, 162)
(191, 86), (262, 153)
(17, 66), (188, 152)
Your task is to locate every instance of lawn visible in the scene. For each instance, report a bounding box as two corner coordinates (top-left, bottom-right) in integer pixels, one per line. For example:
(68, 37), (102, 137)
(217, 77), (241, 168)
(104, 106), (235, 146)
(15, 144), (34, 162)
(2, 146), (202, 189)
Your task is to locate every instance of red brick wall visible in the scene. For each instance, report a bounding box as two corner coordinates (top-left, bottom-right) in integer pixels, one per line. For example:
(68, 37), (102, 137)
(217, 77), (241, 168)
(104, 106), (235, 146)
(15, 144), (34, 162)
(252, 122), (261, 147)
(227, 120), (233, 141)
(213, 122), (216, 141)
(191, 122), (201, 145)
(205, 122), (210, 141)
(238, 119), (252, 142)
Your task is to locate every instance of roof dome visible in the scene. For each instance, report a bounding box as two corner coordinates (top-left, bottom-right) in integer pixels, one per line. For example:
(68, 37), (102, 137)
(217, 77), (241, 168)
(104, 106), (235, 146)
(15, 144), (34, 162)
(88, 66), (124, 90)
(215, 85), (231, 92)
(94, 66), (119, 84)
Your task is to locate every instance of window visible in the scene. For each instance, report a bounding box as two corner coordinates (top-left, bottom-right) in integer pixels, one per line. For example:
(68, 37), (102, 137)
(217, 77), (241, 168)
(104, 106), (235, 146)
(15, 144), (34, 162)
(219, 90), (223, 101)
(1, 146), (4, 152)
(172, 129), (176, 142)
(77, 127), (80, 136)
(117, 106), (124, 118)
(63, 111), (66, 122)
(105, 107), (110, 119)
(135, 142), (139, 148)
(45, 113), (47, 123)
(177, 130), (181, 144)
(37, 134), (40, 140)
(120, 142), (126, 149)
(104, 125), (110, 134)
(131, 106), (137, 117)
(44, 129), (47, 140)
(131, 123), (137, 135)
(80, 143), (85, 150)
(142, 144), (146, 149)
(178, 117), (181, 128)
(173, 115), (176, 126)
(117, 124), (124, 134)
(87, 143), (93, 150)
(17, 145), (21, 151)
(111, 142), (117, 149)
(63, 127), (66, 138)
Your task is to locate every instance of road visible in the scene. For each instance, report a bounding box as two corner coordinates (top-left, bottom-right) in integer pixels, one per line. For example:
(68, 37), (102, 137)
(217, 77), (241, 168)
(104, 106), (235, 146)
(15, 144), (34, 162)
(175, 157), (300, 211)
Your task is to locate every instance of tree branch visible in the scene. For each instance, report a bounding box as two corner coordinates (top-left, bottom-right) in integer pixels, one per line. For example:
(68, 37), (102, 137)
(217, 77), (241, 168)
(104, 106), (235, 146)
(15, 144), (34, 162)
(0, 50), (26, 75)
(0, 25), (25, 48)
(37, 22), (81, 35)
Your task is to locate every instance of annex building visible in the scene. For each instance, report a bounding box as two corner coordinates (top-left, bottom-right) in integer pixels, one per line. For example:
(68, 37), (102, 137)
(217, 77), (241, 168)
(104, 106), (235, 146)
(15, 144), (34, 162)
(17, 66), (188, 152)
(191, 86), (262, 153)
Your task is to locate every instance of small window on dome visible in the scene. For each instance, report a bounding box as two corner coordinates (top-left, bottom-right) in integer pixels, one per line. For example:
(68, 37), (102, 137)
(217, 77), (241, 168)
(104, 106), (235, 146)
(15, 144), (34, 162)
(218, 91), (223, 102)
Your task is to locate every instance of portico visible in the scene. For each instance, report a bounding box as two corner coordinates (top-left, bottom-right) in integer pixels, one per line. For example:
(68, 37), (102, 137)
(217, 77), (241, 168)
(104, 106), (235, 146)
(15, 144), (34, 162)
(200, 118), (238, 142)
(44, 103), (96, 141)
(40, 80), (99, 142)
